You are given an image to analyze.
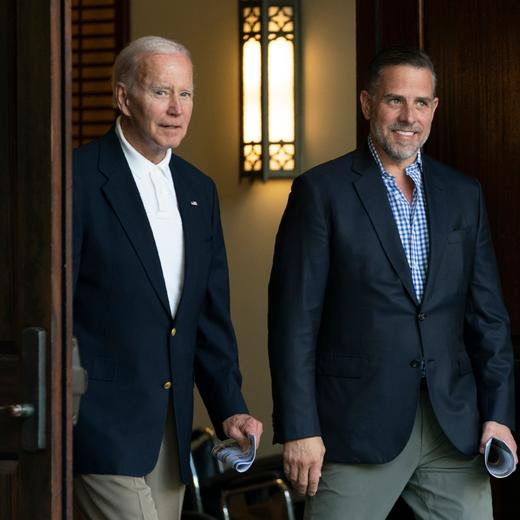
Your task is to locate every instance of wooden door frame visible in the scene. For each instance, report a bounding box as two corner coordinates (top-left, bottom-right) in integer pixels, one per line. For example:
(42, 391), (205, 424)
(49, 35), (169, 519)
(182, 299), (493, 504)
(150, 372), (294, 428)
(0, 0), (72, 518)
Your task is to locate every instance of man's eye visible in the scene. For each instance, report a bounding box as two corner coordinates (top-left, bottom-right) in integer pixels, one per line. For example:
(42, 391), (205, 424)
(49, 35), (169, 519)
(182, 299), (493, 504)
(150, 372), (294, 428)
(180, 91), (192, 98)
(417, 100), (428, 108)
(155, 90), (167, 96)
(389, 98), (401, 105)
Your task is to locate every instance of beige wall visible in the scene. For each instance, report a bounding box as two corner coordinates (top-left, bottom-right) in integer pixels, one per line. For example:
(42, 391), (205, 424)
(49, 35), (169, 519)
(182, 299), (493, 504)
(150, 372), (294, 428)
(130, 0), (356, 455)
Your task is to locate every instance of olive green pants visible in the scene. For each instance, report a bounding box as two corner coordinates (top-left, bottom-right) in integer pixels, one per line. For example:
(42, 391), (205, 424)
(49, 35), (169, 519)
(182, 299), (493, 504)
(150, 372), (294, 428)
(74, 406), (185, 520)
(305, 389), (492, 520)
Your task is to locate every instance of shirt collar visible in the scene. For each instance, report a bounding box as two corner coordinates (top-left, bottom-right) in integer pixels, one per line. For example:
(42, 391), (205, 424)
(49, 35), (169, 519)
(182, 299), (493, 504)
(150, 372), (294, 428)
(367, 135), (422, 179)
(115, 116), (172, 179)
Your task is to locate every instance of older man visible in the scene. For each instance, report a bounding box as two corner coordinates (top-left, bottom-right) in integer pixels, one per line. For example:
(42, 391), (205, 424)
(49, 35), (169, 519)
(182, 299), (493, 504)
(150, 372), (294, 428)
(73, 36), (262, 520)
(269, 46), (516, 519)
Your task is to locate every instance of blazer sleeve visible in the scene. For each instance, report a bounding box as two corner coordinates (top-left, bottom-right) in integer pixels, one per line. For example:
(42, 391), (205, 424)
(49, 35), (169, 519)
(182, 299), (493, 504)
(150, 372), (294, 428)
(194, 181), (248, 438)
(464, 180), (515, 430)
(268, 174), (330, 443)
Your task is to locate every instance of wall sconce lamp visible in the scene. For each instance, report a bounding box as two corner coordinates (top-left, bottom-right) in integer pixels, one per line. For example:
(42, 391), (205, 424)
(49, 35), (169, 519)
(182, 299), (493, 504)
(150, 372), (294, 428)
(239, 0), (301, 180)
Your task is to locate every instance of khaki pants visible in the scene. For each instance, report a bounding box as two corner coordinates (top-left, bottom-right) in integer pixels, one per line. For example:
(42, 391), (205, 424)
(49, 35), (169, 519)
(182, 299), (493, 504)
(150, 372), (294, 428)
(74, 406), (185, 520)
(305, 387), (492, 520)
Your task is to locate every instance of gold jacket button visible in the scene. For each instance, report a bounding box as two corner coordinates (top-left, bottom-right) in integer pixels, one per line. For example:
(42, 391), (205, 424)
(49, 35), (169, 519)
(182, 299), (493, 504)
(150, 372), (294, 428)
(163, 381), (172, 390)
(170, 327), (177, 337)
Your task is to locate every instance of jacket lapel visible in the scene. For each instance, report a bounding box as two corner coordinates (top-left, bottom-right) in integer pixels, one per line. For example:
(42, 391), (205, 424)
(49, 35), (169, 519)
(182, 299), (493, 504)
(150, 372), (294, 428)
(420, 155), (448, 305)
(98, 130), (171, 316)
(351, 146), (419, 306)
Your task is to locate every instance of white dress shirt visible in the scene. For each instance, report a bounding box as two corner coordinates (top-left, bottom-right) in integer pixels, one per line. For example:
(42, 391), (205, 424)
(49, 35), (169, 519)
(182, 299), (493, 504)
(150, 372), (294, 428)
(115, 118), (184, 317)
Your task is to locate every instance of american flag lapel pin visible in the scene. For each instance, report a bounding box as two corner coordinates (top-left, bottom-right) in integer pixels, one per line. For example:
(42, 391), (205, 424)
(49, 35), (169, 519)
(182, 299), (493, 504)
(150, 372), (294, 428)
(190, 200), (198, 206)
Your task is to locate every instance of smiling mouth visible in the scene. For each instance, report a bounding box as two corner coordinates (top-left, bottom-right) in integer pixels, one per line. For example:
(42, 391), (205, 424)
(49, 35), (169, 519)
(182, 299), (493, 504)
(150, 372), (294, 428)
(159, 124), (182, 129)
(392, 131), (421, 144)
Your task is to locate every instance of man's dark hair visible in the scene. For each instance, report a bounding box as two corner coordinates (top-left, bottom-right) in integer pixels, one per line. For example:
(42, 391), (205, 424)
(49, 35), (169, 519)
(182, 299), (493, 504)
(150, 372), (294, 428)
(366, 46), (437, 95)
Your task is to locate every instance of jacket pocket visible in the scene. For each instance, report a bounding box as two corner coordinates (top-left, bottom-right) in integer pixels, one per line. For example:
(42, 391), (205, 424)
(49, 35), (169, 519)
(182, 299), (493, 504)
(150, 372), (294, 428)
(447, 227), (470, 244)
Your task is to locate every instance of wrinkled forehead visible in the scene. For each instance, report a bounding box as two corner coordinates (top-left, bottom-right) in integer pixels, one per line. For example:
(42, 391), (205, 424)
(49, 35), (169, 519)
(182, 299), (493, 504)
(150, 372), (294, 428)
(135, 52), (193, 84)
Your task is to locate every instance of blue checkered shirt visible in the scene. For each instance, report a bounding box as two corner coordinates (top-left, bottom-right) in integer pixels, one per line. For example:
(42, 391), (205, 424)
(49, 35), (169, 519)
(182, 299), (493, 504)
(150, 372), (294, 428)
(367, 137), (429, 302)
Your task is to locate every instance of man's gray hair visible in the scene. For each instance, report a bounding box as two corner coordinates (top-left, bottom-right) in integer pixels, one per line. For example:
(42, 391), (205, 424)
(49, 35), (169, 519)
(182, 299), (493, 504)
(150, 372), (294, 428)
(112, 35), (191, 106)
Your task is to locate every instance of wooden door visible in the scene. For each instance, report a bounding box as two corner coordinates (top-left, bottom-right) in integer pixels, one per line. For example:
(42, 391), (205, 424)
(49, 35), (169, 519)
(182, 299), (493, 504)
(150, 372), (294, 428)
(0, 1), (72, 519)
(356, 1), (520, 517)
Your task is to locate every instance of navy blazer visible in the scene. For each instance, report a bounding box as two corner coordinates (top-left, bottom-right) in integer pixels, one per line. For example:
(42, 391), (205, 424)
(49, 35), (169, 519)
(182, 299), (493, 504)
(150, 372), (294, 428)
(268, 145), (515, 463)
(73, 128), (248, 482)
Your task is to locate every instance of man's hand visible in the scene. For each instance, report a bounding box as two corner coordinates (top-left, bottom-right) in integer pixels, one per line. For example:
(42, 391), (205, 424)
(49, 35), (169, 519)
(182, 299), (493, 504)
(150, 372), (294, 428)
(283, 436), (325, 496)
(480, 421), (518, 465)
(222, 414), (263, 451)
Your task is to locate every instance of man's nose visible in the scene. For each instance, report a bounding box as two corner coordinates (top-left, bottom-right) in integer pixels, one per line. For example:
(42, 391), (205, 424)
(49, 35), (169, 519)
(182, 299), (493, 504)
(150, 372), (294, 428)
(398, 103), (415, 124)
(167, 94), (182, 115)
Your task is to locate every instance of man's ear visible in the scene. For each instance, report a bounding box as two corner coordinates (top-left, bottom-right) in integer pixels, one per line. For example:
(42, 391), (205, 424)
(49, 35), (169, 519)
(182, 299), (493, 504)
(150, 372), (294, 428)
(359, 90), (372, 121)
(115, 83), (131, 116)
(432, 96), (439, 117)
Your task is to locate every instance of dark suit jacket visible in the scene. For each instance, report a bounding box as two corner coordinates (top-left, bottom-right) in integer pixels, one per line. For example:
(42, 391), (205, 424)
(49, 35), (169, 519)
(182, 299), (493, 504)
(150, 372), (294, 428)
(268, 145), (515, 463)
(73, 128), (247, 483)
